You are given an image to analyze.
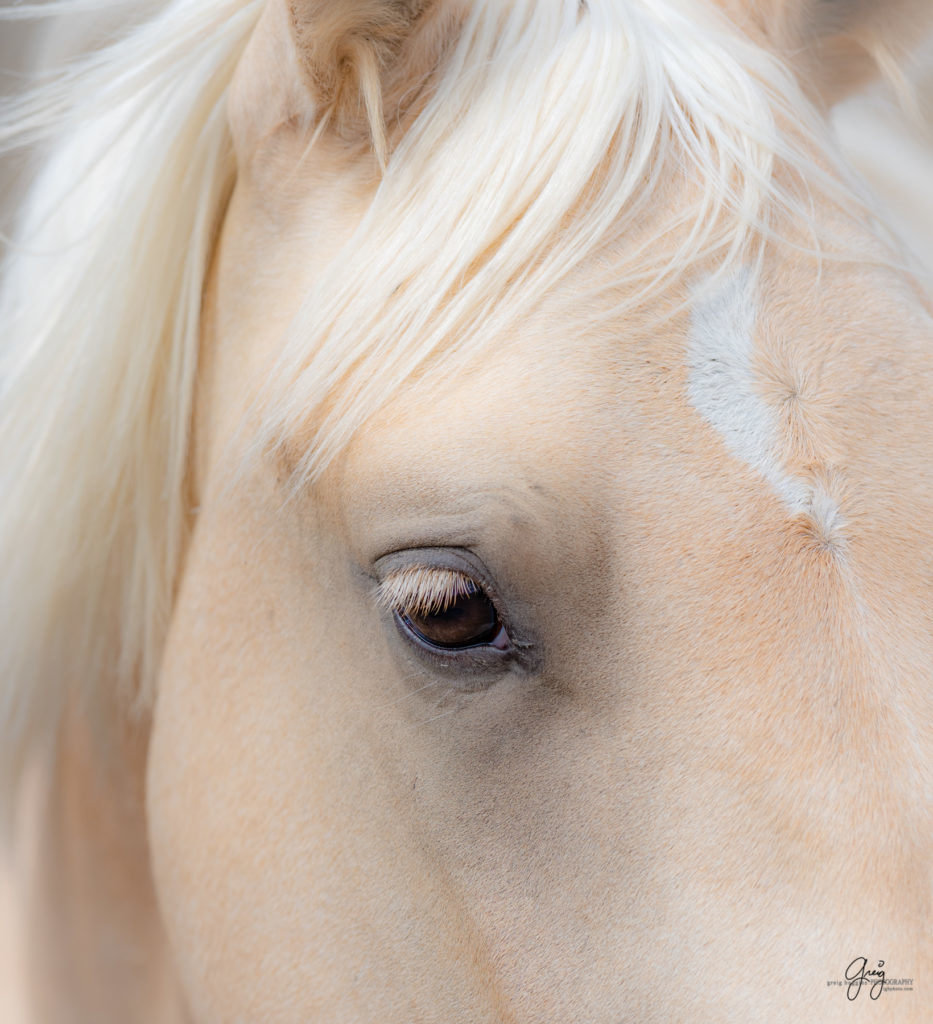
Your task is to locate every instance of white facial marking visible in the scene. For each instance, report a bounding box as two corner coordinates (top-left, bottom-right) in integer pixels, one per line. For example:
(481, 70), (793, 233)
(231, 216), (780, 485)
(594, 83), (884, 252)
(687, 269), (844, 545)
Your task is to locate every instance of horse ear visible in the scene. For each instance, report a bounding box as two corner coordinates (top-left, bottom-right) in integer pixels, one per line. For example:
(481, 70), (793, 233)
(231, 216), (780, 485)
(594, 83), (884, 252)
(726, 0), (933, 104)
(229, 0), (441, 168)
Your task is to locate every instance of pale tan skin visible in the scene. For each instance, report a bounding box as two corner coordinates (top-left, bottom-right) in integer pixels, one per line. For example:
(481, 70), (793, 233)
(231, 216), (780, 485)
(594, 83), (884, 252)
(12, 1), (933, 1021)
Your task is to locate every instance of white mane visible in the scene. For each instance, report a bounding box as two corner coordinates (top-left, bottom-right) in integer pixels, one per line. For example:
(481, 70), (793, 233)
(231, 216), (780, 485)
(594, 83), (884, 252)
(0, 0), (263, 828)
(0, 0), (913, 828)
(253, 2), (906, 486)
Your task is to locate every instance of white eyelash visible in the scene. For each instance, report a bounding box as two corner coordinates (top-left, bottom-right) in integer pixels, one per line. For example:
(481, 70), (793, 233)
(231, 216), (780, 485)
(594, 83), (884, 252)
(377, 567), (479, 617)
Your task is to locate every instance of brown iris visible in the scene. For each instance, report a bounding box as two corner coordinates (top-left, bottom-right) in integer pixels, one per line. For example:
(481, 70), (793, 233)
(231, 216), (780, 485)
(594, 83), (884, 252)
(401, 581), (504, 650)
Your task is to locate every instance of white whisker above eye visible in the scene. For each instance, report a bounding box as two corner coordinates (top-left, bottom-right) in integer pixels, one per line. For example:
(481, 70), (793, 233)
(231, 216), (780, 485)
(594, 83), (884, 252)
(377, 566), (479, 617)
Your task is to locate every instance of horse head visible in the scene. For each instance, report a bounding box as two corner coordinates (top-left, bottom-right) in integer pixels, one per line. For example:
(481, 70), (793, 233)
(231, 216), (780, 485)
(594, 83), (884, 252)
(1, 1), (931, 1020)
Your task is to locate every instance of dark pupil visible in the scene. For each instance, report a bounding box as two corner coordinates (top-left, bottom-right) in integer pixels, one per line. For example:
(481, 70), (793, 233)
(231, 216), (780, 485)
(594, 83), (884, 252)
(404, 586), (500, 649)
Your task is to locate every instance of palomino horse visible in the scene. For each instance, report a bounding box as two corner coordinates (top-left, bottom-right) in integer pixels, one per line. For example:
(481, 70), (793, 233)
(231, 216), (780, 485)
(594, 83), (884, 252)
(1, 0), (932, 1020)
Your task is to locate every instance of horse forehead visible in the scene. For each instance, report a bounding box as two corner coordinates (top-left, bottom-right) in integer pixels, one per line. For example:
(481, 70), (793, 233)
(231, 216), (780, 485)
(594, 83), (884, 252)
(335, 279), (752, 499)
(336, 254), (933, 542)
(329, 300), (699, 548)
(686, 268), (841, 536)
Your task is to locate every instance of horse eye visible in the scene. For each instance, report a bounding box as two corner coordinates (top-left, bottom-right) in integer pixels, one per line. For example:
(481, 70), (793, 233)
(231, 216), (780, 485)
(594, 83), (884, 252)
(398, 581), (510, 651)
